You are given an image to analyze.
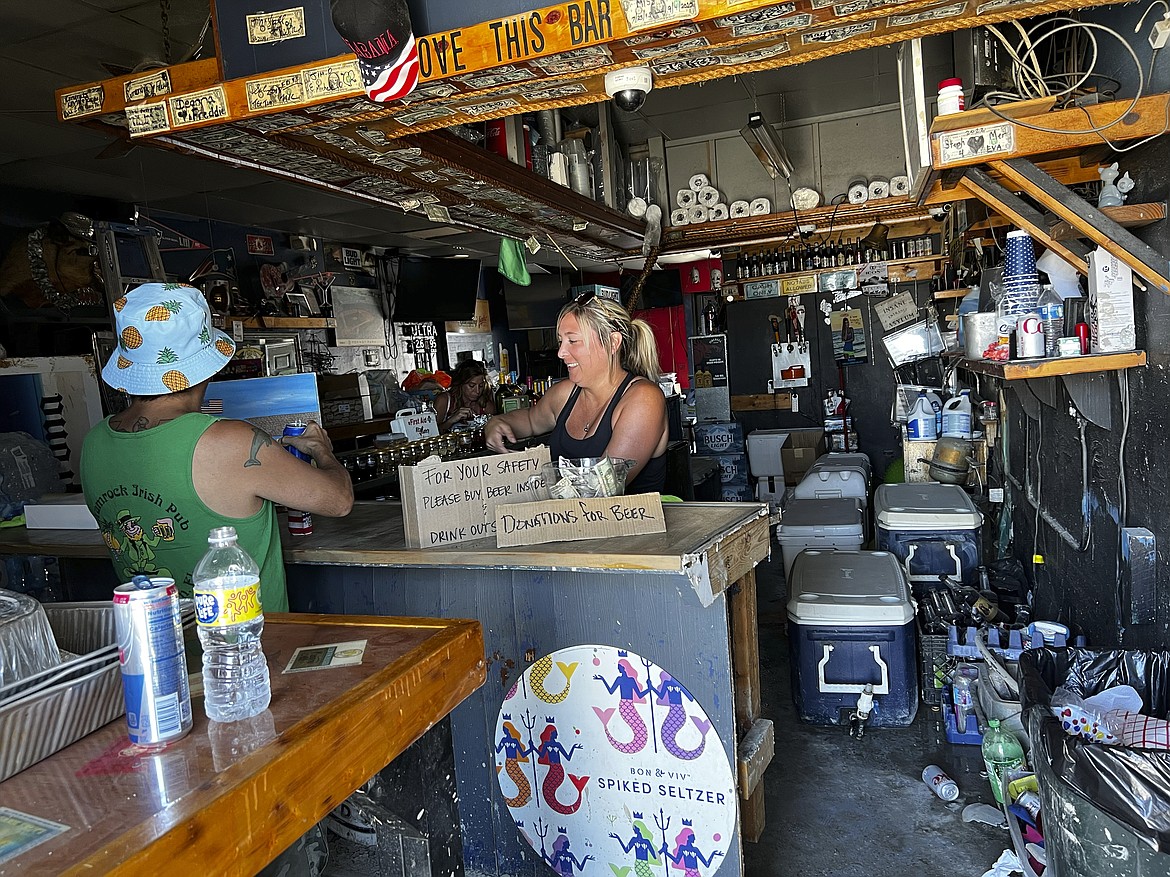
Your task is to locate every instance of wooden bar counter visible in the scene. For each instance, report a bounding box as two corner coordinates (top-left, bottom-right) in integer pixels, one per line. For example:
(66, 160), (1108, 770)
(2, 501), (773, 874)
(0, 613), (485, 876)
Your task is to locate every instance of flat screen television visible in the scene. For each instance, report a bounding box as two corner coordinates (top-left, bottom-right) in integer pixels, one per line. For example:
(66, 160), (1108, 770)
(393, 257), (482, 322)
(504, 269), (572, 329)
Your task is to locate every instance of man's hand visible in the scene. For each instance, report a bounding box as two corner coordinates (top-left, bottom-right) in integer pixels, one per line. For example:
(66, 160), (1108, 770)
(280, 421), (336, 463)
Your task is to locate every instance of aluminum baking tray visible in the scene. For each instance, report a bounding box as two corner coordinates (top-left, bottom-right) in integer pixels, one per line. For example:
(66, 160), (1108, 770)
(0, 599), (195, 782)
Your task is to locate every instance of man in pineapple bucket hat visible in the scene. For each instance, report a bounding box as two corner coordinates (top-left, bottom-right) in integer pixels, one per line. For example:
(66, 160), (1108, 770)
(81, 282), (353, 612)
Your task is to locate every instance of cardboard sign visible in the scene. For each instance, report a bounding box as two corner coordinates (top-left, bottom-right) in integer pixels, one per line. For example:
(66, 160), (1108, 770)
(400, 447), (549, 547)
(494, 493), (665, 548)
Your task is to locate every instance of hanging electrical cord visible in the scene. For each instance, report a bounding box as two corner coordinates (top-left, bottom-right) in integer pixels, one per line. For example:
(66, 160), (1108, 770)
(1115, 368), (1132, 638)
(980, 19), (1146, 136)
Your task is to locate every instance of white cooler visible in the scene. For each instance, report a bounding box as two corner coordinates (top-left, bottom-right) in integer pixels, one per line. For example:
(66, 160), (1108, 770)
(874, 483), (983, 587)
(787, 550), (918, 727)
(793, 453), (871, 508)
(777, 498), (865, 579)
(746, 429), (789, 477)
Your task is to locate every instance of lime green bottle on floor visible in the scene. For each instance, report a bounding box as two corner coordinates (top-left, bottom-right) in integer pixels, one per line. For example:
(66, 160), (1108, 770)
(982, 718), (1025, 804)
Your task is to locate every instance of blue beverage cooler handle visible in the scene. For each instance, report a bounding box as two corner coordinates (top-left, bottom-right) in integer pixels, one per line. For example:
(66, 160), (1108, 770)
(817, 643), (891, 695)
(905, 541), (962, 583)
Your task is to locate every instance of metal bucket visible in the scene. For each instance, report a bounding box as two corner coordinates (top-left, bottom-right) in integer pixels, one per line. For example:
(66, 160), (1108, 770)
(963, 313), (999, 360)
(928, 437), (972, 485)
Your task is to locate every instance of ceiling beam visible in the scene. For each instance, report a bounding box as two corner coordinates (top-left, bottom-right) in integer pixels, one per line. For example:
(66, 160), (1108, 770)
(989, 158), (1170, 295)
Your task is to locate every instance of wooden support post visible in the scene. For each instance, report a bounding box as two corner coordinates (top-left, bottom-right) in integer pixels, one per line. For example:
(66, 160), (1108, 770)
(989, 158), (1170, 295)
(959, 169), (1091, 276)
(730, 567), (768, 843)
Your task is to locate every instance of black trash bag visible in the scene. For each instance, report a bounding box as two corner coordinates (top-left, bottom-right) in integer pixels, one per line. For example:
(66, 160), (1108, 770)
(1020, 647), (1170, 851)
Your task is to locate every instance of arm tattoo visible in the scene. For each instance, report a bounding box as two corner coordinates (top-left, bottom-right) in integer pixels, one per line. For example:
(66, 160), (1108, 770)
(244, 427), (274, 468)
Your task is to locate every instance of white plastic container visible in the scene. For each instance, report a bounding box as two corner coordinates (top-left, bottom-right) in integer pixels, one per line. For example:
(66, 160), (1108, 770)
(793, 454), (871, 509)
(787, 550), (918, 726)
(777, 498), (865, 579)
(874, 483), (983, 586)
(746, 429), (789, 478)
(941, 390), (973, 439)
(907, 391), (939, 440)
(937, 78), (965, 115)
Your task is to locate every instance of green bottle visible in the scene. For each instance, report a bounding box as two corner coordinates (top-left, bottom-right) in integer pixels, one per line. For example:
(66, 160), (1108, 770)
(981, 718), (1025, 804)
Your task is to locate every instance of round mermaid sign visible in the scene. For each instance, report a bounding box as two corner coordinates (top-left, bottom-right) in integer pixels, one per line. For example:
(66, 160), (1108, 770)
(494, 645), (736, 875)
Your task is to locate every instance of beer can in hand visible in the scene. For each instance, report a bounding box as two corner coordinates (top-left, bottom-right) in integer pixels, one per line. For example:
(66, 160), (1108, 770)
(113, 577), (193, 747)
(287, 508), (314, 536)
(282, 420), (311, 463)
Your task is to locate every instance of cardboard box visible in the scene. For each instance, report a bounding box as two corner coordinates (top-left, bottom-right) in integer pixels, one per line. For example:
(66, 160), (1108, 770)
(712, 453), (749, 484)
(720, 483), (754, 502)
(23, 494), (98, 530)
(693, 421), (744, 455)
(399, 447), (550, 548)
(494, 493), (665, 548)
(1088, 247), (1136, 353)
(782, 428), (826, 485)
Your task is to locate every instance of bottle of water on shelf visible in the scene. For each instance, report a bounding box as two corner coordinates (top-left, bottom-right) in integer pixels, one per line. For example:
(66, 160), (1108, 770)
(193, 526), (271, 723)
(1037, 285), (1064, 357)
(982, 718), (1025, 804)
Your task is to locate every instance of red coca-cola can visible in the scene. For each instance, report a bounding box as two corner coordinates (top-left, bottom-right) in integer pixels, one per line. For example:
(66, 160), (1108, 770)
(287, 509), (314, 536)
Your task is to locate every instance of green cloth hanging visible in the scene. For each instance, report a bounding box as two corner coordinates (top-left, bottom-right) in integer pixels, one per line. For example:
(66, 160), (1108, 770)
(498, 237), (530, 286)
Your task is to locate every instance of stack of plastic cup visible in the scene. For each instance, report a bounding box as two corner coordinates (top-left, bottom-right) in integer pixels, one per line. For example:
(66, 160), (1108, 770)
(998, 230), (1040, 323)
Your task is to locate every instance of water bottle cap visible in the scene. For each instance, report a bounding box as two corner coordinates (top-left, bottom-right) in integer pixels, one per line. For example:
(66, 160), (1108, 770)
(988, 718), (1000, 727)
(208, 526), (238, 545)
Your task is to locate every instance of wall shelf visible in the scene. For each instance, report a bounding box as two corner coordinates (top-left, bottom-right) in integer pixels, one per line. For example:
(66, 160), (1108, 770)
(229, 316), (336, 329)
(729, 256), (942, 289)
(960, 351), (1146, 379)
(933, 288), (972, 300)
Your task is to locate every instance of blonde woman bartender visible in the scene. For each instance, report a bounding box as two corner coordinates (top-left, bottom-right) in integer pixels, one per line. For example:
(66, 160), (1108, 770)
(484, 292), (668, 494)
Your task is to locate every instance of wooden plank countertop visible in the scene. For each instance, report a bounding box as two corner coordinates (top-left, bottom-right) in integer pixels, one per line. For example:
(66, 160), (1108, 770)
(0, 613), (485, 877)
(1, 501), (772, 607)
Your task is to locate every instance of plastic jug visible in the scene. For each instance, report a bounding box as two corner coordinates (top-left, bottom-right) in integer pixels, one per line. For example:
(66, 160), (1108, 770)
(907, 391), (939, 440)
(941, 390), (973, 439)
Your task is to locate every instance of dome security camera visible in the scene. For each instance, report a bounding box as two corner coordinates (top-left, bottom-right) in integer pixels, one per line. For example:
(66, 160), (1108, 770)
(605, 67), (653, 113)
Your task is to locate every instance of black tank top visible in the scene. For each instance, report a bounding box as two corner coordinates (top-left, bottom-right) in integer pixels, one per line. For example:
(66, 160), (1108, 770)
(550, 372), (667, 495)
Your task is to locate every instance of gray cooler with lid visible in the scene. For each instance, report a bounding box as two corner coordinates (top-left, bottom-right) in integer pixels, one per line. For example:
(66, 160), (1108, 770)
(793, 453), (871, 509)
(874, 483), (983, 587)
(777, 498), (865, 579)
(787, 550), (918, 726)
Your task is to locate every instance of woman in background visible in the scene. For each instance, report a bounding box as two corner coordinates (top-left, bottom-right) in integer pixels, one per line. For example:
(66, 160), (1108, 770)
(484, 293), (667, 494)
(434, 359), (495, 432)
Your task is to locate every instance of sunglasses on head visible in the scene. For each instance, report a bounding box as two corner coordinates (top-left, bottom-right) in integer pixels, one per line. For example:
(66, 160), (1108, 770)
(572, 289), (597, 307)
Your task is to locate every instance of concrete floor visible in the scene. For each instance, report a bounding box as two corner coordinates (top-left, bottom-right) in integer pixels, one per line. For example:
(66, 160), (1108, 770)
(743, 547), (1011, 877)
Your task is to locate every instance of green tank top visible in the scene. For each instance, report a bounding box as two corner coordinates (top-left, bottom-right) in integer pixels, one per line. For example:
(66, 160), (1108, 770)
(80, 413), (287, 612)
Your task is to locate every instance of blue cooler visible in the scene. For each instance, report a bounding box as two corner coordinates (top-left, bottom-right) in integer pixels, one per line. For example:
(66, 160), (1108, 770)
(787, 550), (918, 727)
(874, 483), (983, 588)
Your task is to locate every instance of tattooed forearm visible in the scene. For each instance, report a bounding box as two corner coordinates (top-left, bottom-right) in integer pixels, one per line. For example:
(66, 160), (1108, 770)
(244, 427), (274, 468)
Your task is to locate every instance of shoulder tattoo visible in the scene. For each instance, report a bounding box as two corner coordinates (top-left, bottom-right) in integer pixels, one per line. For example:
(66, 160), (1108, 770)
(244, 427), (274, 468)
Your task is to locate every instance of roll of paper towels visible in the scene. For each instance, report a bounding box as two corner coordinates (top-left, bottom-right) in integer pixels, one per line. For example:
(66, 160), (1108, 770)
(698, 185), (720, 207)
(749, 197), (771, 216)
(676, 189), (697, 208)
(729, 200), (751, 218)
(847, 179), (869, 204)
(890, 175), (911, 196)
(868, 178), (890, 199)
(686, 204), (710, 224)
(689, 173), (710, 192)
(670, 208), (690, 226)
(708, 203), (729, 221)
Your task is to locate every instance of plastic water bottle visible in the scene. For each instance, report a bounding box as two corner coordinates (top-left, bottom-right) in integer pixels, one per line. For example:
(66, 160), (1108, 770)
(192, 526), (271, 723)
(1037, 285), (1064, 357)
(982, 718), (1025, 804)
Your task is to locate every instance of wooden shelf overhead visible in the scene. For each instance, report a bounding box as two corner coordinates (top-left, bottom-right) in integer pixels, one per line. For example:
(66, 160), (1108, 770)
(54, 0), (1138, 264)
(960, 351), (1147, 380)
(1048, 202), (1166, 241)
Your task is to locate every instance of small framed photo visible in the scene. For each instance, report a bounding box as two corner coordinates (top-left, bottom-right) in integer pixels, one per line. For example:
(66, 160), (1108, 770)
(285, 290), (320, 316)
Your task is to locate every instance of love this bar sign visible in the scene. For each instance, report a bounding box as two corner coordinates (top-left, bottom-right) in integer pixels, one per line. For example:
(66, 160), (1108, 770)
(494, 493), (665, 548)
